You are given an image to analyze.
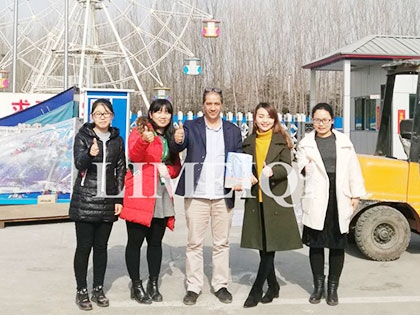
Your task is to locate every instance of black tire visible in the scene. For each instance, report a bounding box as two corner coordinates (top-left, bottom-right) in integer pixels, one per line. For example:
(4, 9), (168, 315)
(354, 205), (410, 261)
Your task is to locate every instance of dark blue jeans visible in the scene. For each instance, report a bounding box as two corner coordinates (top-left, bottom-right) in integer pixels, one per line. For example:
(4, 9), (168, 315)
(73, 221), (113, 290)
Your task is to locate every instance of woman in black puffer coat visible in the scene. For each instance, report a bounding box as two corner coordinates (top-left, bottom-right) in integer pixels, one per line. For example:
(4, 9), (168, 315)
(69, 98), (126, 311)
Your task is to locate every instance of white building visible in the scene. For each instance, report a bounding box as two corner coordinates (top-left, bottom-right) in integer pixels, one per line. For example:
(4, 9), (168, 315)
(303, 34), (420, 159)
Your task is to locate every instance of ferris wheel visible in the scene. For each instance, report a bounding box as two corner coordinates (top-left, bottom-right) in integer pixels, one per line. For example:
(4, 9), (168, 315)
(0, 0), (215, 106)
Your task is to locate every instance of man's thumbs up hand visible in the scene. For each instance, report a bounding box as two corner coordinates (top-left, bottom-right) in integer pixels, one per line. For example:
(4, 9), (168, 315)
(174, 121), (184, 144)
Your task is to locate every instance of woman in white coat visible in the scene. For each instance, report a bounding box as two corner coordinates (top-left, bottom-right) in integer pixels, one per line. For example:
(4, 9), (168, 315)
(296, 103), (365, 306)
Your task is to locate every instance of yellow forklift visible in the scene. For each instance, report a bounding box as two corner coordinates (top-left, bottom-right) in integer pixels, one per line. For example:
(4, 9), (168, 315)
(352, 59), (420, 261)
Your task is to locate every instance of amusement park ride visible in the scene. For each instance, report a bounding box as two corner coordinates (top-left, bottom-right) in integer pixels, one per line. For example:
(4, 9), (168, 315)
(0, 0), (221, 227)
(0, 0), (220, 106)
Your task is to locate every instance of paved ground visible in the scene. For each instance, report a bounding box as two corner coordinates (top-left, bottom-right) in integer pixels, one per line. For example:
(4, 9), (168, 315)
(1, 196), (420, 315)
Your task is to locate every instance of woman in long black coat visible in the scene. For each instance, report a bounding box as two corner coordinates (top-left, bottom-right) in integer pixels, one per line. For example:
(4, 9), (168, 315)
(69, 98), (126, 311)
(241, 103), (302, 308)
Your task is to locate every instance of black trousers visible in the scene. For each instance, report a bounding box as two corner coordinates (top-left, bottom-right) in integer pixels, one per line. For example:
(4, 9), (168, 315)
(125, 218), (168, 281)
(309, 247), (345, 281)
(73, 221), (113, 290)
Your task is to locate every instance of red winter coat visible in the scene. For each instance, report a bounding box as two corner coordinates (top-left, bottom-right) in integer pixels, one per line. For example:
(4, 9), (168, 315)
(120, 128), (181, 230)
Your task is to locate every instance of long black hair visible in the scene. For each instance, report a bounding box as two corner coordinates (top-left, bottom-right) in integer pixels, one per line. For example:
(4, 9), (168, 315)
(148, 98), (177, 163)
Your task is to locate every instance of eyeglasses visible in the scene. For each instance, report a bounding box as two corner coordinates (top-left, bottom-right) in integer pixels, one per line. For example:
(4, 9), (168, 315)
(93, 112), (112, 118)
(313, 118), (332, 125)
(204, 87), (222, 94)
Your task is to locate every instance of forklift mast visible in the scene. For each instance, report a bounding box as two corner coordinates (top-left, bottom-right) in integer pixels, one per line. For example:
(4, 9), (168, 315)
(376, 60), (420, 161)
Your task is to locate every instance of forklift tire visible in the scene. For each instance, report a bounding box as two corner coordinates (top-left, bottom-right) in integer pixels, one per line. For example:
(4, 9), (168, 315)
(354, 205), (410, 261)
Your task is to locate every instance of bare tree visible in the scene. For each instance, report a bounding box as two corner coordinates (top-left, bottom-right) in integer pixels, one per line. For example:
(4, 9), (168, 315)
(2, 0), (420, 116)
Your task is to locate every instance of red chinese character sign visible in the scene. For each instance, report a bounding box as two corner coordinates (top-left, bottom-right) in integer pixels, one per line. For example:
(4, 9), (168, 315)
(12, 99), (32, 112)
(0, 93), (54, 118)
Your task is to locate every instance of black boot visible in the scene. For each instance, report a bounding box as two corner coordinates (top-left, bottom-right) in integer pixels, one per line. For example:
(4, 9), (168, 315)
(243, 287), (263, 308)
(326, 280), (339, 306)
(91, 285), (109, 307)
(261, 271), (279, 304)
(309, 275), (325, 304)
(147, 276), (163, 302)
(131, 280), (152, 304)
(75, 288), (93, 311)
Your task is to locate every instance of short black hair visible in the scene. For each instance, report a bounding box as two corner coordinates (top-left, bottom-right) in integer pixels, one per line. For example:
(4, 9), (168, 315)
(311, 102), (334, 118)
(91, 98), (114, 114)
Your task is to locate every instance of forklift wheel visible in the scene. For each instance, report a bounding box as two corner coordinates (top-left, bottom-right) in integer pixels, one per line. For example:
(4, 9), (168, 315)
(354, 205), (410, 261)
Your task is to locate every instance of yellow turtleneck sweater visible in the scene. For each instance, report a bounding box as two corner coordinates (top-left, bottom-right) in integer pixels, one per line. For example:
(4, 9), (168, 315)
(255, 129), (272, 201)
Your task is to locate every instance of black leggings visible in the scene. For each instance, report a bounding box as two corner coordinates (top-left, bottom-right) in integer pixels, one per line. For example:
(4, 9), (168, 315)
(73, 221), (113, 290)
(251, 202), (277, 290)
(252, 250), (277, 290)
(125, 218), (168, 281)
(309, 247), (345, 281)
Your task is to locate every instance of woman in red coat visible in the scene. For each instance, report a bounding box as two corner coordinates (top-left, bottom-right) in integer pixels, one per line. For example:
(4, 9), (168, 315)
(120, 99), (181, 304)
